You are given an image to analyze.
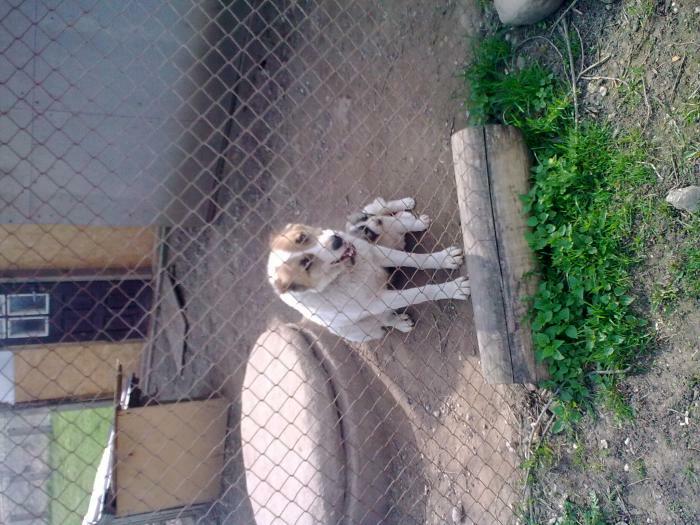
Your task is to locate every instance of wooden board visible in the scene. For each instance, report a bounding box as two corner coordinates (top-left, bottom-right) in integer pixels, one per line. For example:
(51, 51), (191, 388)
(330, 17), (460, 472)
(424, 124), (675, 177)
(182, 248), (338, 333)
(13, 342), (142, 402)
(115, 398), (229, 516)
(0, 225), (155, 273)
(452, 125), (546, 384)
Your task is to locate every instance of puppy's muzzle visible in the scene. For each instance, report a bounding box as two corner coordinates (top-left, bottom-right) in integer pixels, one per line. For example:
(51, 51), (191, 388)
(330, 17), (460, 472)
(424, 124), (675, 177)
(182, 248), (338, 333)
(331, 242), (356, 265)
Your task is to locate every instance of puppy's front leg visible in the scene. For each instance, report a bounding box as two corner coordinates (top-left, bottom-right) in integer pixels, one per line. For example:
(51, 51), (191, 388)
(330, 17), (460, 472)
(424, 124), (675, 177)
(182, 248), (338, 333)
(362, 197), (416, 215)
(390, 211), (431, 233)
(369, 278), (470, 313)
(373, 244), (464, 270)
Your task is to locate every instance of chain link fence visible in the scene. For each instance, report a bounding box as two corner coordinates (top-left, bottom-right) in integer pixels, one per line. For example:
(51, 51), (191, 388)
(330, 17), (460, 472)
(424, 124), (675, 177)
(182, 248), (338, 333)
(1, 1), (529, 524)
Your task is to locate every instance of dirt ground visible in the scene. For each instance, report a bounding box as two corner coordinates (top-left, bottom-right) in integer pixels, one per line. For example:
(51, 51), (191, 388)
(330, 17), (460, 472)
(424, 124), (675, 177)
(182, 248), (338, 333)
(491, 0), (700, 523)
(144, 1), (527, 524)
(143, 1), (699, 523)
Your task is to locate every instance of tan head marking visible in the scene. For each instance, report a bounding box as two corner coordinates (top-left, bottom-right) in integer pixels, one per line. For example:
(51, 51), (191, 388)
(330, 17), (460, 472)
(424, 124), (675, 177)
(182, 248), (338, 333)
(269, 224), (321, 252)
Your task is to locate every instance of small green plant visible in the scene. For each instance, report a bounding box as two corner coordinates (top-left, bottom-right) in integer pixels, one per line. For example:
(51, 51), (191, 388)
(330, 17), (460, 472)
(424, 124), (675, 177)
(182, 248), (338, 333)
(674, 217), (700, 298)
(572, 438), (587, 469)
(650, 281), (681, 312)
(464, 36), (570, 146)
(625, 0), (655, 23)
(521, 442), (556, 471)
(599, 386), (634, 422)
(655, 215), (700, 308)
(634, 458), (648, 478)
(464, 36), (652, 432)
(682, 93), (700, 124)
(689, 374), (700, 389)
(684, 463), (699, 485)
(559, 492), (609, 525)
(475, 0), (492, 11)
(619, 67), (644, 110)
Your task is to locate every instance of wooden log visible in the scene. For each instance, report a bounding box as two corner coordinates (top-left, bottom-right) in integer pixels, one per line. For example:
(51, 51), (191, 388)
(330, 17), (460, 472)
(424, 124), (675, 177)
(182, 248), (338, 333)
(452, 127), (512, 383)
(451, 125), (546, 384)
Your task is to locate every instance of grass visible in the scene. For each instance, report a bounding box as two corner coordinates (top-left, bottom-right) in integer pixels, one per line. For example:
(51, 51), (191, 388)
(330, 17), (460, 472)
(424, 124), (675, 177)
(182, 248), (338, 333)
(682, 92), (700, 125)
(571, 438), (586, 469)
(521, 492), (610, 525)
(684, 462), (700, 485)
(674, 216), (700, 299)
(650, 213), (700, 311)
(50, 407), (112, 525)
(559, 492), (608, 525)
(634, 458), (648, 478)
(619, 66), (644, 110)
(521, 442), (556, 471)
(624, 0), (655, 22)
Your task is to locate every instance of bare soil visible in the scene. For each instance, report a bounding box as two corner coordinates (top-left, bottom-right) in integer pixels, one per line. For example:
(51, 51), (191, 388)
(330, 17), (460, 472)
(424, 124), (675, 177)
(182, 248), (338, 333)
(147, 1), (527, 524)
(146, 1), (698, 523)
(491, 1), (700, 523)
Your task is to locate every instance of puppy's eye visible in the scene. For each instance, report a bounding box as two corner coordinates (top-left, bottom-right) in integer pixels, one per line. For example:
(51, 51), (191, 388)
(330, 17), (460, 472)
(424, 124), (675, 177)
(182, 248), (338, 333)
(299, 256), (313, 270)
(295, 233), (308, 244)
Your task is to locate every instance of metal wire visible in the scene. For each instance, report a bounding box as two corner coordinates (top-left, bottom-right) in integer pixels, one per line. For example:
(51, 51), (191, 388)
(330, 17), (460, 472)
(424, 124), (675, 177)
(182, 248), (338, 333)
(1, 1), (526, 524)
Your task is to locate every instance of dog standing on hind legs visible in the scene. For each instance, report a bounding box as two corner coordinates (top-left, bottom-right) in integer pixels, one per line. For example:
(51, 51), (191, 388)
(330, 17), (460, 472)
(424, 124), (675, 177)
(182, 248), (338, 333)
(267, 197), (470, 342)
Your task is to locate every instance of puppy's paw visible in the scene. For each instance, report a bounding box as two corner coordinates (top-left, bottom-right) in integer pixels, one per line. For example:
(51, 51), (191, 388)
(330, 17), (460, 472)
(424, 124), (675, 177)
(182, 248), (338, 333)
(362, 197), (388, 215)
(396, 197), (416, 211)
(439, 246), (464, 269)
(449, 277), (471, 301)
(416, 214), (431, 230)
(391, 312), (415, 333)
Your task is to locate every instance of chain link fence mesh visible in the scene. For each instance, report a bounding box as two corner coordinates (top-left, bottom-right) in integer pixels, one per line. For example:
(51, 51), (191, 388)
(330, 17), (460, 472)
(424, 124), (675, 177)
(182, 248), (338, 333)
(1, 1), (530, 524)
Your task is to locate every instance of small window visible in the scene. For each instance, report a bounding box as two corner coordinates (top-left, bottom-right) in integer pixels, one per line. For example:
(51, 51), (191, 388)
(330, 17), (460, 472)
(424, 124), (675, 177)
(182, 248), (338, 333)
(7, 317), (49, 338)
(0, 295), (5, 316)
(0, 319), (5, 339)
(7, 294), (49, 316)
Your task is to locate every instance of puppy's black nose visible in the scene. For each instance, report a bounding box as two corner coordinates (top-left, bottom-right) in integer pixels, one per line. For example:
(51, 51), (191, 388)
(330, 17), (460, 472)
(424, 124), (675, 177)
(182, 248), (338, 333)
(330, 235), (344, 250)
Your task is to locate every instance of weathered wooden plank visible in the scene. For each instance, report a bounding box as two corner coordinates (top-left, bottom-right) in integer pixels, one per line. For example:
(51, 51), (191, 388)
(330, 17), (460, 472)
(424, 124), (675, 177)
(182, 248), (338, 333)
(484, 125), (546, 383)
(452, 125), (545, 384)
(452, 127), (514, 384)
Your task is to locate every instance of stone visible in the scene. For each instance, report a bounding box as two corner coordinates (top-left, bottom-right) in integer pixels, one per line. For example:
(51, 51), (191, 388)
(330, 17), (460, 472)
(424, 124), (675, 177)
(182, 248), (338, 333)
(666, 186), (700, 213)
(493, 0), (565, 25)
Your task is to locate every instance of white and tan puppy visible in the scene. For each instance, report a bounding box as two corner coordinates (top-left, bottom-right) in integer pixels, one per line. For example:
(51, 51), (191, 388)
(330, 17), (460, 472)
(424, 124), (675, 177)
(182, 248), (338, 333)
(267, 197), (470, 342)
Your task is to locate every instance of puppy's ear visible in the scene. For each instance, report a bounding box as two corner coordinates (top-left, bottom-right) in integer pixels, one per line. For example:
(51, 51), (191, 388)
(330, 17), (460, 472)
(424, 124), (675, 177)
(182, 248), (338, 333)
(359, 225), (379, 242)
(287, 281), (308, 292)
(268, 224), (294, 247)
(274, 275), (308, 294)
(347, 212), (369, 225)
